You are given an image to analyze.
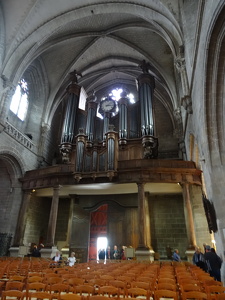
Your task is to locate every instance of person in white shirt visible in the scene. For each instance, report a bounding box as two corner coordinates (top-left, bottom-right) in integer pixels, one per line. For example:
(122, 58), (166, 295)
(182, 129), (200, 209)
(67, 252), (76, 266)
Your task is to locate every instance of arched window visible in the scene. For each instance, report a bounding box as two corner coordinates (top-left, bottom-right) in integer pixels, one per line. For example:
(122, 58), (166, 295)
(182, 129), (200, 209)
(10, 79), (29, 121)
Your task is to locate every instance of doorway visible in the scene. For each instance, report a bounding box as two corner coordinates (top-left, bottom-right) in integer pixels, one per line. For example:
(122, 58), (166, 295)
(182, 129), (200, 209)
(97, 237), (108, 260)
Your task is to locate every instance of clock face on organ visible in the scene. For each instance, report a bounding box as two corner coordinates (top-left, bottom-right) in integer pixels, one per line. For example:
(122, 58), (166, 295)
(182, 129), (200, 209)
(100, 99), (116, 113)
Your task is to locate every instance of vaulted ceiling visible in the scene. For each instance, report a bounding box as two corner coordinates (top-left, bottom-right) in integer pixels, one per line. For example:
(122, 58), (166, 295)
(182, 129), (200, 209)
(1, 0), (183, 123)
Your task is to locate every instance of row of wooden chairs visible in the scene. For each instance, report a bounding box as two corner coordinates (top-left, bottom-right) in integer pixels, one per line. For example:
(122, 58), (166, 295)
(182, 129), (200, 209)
(4, 290), (225, 300)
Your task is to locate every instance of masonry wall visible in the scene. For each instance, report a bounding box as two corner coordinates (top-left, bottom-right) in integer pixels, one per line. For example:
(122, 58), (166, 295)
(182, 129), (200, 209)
(23, 196), (51, 247)
(149, 194), (188, 259)
(55, 198), (71, 248)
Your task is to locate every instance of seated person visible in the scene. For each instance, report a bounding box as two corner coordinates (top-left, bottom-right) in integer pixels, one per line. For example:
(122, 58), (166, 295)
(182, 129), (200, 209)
(67, 252), (76, 266)
(52, 251), (63, 265)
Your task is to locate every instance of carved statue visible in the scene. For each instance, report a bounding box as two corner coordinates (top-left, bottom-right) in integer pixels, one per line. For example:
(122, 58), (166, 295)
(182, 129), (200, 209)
(69, 70), (82, 84)
(139, 60), (151, 74)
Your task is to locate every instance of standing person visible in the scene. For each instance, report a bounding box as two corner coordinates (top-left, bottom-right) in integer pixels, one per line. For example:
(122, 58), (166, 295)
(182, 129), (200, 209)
(106, 246), (111, 259)
(112, 245), (120, 259)
(192, 246), (206, 271)
(98, 248), (105, 260)
(67, 252), (76, 266)
(203, 243), (207, 253)
(172, 249), (181, 262)
(121, 245), (127, 260)
(204, 245), (222, 281)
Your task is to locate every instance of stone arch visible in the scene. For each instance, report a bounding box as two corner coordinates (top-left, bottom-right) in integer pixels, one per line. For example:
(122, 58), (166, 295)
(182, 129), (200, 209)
(205, 5), (225, 166)
(0, 151), (24, 236)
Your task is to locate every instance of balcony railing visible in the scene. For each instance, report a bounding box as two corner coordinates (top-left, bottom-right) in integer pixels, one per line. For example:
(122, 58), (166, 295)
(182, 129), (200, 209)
(4, 121), (35, 152)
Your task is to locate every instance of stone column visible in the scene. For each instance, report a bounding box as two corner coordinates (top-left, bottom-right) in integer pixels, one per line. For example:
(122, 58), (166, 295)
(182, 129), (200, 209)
(46, 186), (61, 247)
(10, 190), (32, 257)
(182, 182), (196, 261)
(135, 182), (154, 261)
(137, 182), (147, 249)
(61, 196), (74, 258)
(13, 190), (32, 246)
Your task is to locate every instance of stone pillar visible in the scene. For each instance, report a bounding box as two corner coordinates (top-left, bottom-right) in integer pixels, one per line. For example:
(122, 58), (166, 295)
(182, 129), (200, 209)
(46, 186), (61, 247)
(135, 182), (154, 261)
(13, 190), (32, 246)
(182, 182), (196, 261)
(61, 195), (75, 258)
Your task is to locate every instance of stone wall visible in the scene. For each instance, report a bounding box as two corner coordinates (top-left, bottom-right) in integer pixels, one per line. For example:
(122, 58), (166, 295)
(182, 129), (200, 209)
(55, 198), (70, 248)
(23, 196), (51, 247)
(149, 194), (188, 259)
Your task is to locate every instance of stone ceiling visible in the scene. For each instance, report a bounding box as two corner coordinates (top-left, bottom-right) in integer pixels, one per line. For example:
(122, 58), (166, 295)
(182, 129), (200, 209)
(1, 0), (183, 119)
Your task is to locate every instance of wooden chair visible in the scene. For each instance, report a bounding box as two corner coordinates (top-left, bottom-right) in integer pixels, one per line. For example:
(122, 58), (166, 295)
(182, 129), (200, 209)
(2, 290), (25, 300)
(27, 275), (44, 283)
(99, 285), (120, 298)
(88, 296), (115, 300)
(45, 277), (62, 291)
(136, 276), (153, 282)
(131, 281), (152, 289)
(202, 280), (223, 292)
(28, 272), (43, 277)
(205, 285), (225, 300)
(177, 278), (200, 286)
(68, 277), (85, 292)
(26, 282), (47, 299)
(5, 281), (25, 291)
(126, 287), (149, 299)
(26, 282), (46, 291)
(49, 283), (70, 298)
(217, 294), (225, 300)
(109, 280), (127, 297)
(100, 275), (115, 284)
(58, 294), (82, 300)
(156, 282), (177, 291)
(8, 275), (25, 282)
(180, 283), (202, 293)
(75, 284), (96, 296)
(182, 291), (208, 300)
(158, 278), (176, 285)
(27, 291), (53, 299)
(154, 289), (178, 300)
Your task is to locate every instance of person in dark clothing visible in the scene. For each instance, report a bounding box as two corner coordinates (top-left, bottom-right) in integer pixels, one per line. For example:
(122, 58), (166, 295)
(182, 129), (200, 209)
(31, 243), (44, 257)
(204, 245), (222, 281)
(52, 251), (63, 266)
(106, 246), (112, 259)
(98, 249), (106, 260)
(112, 245), (120, 259)
(192, 246), (206, 271)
